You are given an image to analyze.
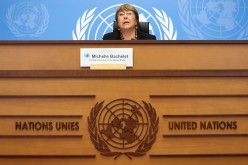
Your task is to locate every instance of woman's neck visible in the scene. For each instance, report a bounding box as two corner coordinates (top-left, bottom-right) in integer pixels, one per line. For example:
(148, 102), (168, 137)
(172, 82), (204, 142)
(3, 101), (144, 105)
(120, 28), (137, 40)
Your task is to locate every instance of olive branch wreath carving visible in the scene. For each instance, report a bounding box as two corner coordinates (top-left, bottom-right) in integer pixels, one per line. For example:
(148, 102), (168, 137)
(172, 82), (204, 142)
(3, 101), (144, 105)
(88, 101), (159, 160)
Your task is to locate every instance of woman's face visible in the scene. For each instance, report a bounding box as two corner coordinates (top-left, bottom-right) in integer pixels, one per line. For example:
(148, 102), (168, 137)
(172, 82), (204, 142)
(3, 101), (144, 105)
(117, 10), (137, 31)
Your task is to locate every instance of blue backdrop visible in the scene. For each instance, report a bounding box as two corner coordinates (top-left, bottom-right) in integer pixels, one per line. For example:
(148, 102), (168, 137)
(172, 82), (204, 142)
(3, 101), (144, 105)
(1, 0), (248, 40)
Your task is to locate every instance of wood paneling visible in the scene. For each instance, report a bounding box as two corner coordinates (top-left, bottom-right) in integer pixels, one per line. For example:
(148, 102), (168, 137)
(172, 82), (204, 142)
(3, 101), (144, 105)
(0, 41), (248, 165)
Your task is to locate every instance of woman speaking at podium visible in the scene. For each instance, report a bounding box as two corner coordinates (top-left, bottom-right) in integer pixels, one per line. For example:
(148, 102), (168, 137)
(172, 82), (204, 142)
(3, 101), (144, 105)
(103, 4), (156, 40)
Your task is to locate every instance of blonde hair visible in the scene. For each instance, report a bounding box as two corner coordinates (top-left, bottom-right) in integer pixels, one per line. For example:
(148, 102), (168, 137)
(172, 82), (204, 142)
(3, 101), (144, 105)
(115, 4), (139, 23)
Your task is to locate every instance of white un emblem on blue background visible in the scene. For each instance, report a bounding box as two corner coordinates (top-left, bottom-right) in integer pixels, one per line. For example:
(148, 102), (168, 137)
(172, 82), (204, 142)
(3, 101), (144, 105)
(3, 1), (247, 40)
(6, 2), (49, 38)
(73, 4), (177, 40)
(178, 0), (248, 39)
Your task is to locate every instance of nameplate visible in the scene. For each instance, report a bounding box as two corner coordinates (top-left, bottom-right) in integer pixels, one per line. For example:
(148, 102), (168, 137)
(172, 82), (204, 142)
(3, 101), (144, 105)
(80, 48), (133, 67)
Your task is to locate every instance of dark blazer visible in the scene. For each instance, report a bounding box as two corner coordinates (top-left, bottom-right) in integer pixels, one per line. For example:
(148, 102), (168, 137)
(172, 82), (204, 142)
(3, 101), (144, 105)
(103, 31), (156, 40)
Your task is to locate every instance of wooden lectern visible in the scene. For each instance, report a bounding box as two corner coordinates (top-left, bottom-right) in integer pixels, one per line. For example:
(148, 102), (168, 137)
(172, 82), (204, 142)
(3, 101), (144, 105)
(0, 40), (248, 165)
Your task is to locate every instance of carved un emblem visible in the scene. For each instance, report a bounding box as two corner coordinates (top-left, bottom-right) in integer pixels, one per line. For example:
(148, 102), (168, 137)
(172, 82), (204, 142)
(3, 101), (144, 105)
(88, 98), (159, 159)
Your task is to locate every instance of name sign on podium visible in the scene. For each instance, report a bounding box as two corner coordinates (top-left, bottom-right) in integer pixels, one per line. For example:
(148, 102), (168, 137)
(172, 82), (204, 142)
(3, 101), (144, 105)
(80, 48), (133, 70)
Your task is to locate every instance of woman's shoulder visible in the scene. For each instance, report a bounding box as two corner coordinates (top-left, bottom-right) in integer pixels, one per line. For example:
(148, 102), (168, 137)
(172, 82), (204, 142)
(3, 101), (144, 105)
(138, 32), (156, 40)
(102, 31), (121, 40)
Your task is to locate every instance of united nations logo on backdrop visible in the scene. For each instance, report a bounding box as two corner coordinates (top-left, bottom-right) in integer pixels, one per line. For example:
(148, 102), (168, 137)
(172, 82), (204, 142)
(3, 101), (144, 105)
(6, 2), (49, 37)
(178, 0), (248, 39)
(88, 98), (159, 159)
(73, 4), (177, 40)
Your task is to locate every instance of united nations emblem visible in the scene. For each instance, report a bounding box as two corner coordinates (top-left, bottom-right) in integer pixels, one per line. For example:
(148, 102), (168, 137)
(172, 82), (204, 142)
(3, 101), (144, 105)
(88, 98), (159, 159)
(6, 2), (49, 37)
(73, 4), (177, 40)
(178, 0), (248, 39)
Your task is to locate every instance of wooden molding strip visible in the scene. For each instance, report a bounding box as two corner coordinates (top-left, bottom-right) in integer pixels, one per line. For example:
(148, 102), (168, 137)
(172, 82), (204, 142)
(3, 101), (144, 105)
(163, 134), (248, 138)
(0, 154), (96, 158)
(163, 114), (248, 118)
(151, 94), (248, 98)
(150, 153), (248, 157)
(0, 70), (248, 78)
(0, 40), (248, 44)
(0, 115), (83, 118)
(0, 135), (83, 138)
(0, 95), (95, 98)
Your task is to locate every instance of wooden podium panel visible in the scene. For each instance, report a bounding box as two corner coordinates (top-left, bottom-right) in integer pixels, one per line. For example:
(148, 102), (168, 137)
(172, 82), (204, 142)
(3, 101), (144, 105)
(0, 41), (248, 70)
(0, 41), (248, 165)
